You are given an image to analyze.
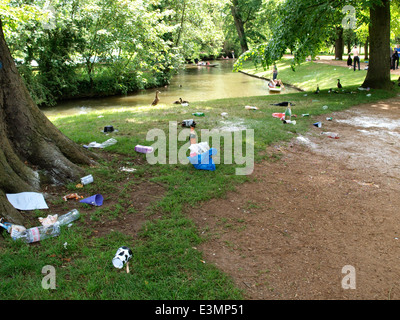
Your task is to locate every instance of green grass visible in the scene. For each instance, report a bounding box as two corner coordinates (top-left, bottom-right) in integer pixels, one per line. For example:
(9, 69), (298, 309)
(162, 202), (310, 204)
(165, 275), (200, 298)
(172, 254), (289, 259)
(241, 58), (399, 91)
(1, 59), (399, 300)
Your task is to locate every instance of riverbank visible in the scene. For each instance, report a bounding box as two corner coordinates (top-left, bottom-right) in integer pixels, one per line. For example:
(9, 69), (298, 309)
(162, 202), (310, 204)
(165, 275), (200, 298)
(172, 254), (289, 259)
(1, 58), (400, 301)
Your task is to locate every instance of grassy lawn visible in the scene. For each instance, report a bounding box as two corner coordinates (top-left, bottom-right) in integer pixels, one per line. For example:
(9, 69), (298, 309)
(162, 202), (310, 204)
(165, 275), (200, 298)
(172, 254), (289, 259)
(240, 58), (399, 91)
(1, 59), (399, 300)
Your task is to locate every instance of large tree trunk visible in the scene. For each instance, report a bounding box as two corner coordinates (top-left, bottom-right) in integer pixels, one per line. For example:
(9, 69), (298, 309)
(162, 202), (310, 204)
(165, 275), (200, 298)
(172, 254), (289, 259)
(0, 20), (97, 225)
(230, 1), (249, 54)
(364, 36), (369, 61)
(362, 0), (392, 89)
(334, 27), (344, 60)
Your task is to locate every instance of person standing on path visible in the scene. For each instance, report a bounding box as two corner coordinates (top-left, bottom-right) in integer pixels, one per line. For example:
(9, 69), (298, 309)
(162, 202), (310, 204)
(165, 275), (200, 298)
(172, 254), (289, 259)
(272, 64), (278, 80)
(395, 45), (400, 69)
(352, 45), (360, 71)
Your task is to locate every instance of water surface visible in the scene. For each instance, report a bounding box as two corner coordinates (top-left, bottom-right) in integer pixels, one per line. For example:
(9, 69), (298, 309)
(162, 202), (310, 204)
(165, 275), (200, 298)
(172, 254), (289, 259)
(42, 60), (296, 117)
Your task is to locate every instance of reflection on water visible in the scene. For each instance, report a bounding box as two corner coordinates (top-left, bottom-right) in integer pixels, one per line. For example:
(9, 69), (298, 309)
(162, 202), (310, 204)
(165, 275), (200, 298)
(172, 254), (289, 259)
(42, 60), (296, 117)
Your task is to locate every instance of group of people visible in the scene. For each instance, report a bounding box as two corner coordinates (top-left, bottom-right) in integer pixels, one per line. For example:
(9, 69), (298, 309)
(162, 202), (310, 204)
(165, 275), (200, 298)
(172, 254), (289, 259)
(268, 64), (284, 88)
(346, 45), (361, 71)
(390, 45), (400, 70)
(348, 44), (400, 71)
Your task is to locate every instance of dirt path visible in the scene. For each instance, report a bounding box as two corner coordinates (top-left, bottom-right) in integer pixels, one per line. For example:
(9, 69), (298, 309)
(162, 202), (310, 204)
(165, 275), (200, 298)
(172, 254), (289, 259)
(189, 97), (400, 299)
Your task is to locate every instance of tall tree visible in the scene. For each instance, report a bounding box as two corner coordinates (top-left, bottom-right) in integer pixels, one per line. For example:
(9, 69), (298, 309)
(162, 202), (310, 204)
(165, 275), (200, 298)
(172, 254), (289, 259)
(234, 0), (393, 90)
(0, 19), (96, 224)
(362, 0), (391, 89)
(229, 0), (262, 54)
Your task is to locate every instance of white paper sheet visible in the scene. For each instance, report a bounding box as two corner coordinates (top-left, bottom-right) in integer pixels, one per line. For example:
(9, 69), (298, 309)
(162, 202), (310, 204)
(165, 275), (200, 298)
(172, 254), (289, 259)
(6, 192), (49, 210)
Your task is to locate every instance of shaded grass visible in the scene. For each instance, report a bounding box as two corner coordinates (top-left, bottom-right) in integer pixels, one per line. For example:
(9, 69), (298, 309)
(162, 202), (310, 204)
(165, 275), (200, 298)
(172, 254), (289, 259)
(1, 60), (399, 300)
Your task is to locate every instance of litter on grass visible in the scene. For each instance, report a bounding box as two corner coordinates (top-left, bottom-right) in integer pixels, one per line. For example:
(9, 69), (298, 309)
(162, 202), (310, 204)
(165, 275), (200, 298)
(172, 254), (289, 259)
(84, 138), (117, 149)
(6, 192), (49, 210)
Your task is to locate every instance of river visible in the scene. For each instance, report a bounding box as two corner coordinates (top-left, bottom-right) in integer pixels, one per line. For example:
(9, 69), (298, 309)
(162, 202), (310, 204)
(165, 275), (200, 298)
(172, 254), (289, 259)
(41, 59), (297, 117)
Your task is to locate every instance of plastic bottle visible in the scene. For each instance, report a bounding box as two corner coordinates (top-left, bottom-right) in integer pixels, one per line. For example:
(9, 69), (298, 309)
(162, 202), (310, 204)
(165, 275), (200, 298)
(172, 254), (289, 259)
(192, 112), (205, 117)
(284, 103), (292, 121)
(135, 145), (154, 153)
(57, 209), (80, 226)
(15, 224), (60, 243)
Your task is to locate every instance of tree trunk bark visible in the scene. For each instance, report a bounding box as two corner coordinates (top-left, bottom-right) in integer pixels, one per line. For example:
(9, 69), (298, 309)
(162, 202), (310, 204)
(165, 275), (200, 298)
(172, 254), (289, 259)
(362, 0), (392, 89)
(230, 1), (249, 54)
(364, 36), (369, 60)
(0, 19), (97, 224)
(334, 27), (344, 60)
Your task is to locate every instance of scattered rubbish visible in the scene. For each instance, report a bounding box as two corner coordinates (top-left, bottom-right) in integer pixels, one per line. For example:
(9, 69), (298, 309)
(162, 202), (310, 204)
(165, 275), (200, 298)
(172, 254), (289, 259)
(326, 117), (332, 121)
(322, 105), (329, 110)
(366, 93), (371, 97)
(63, 193), (84, 201)
(12, 224), (61, 243)
(1, 209), (80, 242)
(302, 114), (310, 117)
(64, 242), (68, 249)
(135, 145), (154, 154)
(81, 174), (94, 185)
(192, 112), (205, 116)
(188, 147), (217, 171)
(283, 120), (296, 125)
(181, 102), (189, 107)
(313, 122), (322, 128)
(181, 119), (196, 128)
(97, 115), (104, 118)
(79, 194), (104, 206)
(119, 167), (137, 172)
(358, 87), (370, 91)
(189, 142), (210, 157)
(57, 209), (80, 226)
(304, 94), (308, 96)
(112, 246), (133, 273)
(39, 214), (58, 227)
(272, 112), (285, 119)
(272, 112), (298, 120)
(103, 125), (115, 133)
(321, 132), (339, 139)
(76, 183), (84, 188)
(84, 138), (117, 149)
(353, 180), (379, 188)
(245, 105), (258, 110)
(270, 102), (295, 106)
(221, 112), (228, 117)
(284, 104), (292, 121)
(6, 192), (49, 210)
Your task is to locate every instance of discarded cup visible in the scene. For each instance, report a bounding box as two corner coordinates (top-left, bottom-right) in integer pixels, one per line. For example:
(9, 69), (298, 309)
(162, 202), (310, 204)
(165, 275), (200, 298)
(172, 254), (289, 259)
(80, 174), (93, 185)
(112, 246), (133, 269)
(313, 122), (322, 128)
(79, 194), (103, 206)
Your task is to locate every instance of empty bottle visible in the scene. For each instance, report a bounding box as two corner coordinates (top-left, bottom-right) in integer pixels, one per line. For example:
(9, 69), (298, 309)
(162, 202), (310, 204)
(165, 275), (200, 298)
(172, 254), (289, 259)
(192, 112), (205, 116)
(284, 103), (292, 121)
(57, 209), (80, 226)
(15, 224), (60, 243)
